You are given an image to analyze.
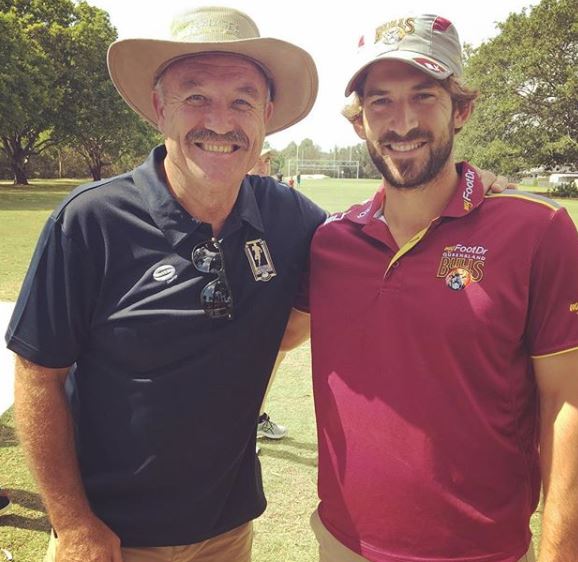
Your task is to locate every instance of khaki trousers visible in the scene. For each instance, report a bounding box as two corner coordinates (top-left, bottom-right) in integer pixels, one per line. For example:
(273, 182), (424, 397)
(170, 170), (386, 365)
(44, 522), (253, 562)
(311, 510), (535, 562)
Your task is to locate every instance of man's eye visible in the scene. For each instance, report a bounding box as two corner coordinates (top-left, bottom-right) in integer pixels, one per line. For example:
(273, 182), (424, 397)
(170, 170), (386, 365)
(371, 98), (391, 107)
(233, 99), (253, 109)
(186, 94), (206, 104)
(416, 93), (435, 101)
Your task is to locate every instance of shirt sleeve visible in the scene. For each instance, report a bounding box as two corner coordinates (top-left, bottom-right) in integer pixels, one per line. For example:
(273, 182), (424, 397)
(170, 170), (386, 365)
(5, 215), (98, 368)
(527, 207), (578, 357)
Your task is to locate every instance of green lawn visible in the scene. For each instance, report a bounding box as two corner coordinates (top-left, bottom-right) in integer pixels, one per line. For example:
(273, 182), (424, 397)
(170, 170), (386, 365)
(2, 176), (574, 560)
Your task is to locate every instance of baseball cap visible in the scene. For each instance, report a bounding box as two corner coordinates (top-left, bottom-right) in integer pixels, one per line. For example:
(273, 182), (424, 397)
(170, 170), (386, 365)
(345, 14), (463, 96)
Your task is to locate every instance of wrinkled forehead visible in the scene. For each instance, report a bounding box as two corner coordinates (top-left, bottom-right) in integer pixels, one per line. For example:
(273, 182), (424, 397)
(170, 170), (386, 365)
(156, 53), (271, 94)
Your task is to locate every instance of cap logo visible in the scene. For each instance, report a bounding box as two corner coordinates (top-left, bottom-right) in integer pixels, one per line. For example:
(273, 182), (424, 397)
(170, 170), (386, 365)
(375, 18), (415, 46)
(413, 57), (447, 74)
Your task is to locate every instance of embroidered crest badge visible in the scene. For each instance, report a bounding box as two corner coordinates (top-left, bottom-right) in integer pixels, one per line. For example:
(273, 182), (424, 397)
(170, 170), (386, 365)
(244, 239), (277, 282)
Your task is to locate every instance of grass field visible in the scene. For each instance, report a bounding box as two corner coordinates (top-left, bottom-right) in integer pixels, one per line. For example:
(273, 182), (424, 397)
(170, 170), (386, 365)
(1, 176), (576, 560)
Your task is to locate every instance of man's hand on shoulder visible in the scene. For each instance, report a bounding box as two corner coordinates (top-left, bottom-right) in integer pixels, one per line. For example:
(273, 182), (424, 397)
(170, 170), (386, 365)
(55, 516), (122, 562)
(473, 165), (517, 194)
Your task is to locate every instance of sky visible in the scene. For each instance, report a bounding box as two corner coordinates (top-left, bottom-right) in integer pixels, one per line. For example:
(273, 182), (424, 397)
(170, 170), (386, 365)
(90, 0), (536, 151)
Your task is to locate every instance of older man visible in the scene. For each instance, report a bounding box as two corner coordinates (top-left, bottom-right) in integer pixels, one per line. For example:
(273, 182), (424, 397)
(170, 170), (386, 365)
(299, 14), (578, 562)
(5, 7), (325, 562)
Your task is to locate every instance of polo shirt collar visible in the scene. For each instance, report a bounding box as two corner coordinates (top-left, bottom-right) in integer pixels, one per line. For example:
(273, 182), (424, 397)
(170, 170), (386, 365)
(440, 162), (485, 218)
(346, 189), (385, 226)
(132, 145), (264, 248)
(346, 161), (485, 228)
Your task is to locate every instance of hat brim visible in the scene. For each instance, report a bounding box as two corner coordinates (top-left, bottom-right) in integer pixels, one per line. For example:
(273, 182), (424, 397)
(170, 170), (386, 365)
(108, 37), (318, 135)
(344, 50), (453, 96)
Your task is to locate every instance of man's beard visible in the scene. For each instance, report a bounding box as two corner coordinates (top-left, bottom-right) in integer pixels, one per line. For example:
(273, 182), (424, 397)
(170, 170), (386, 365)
(367, 122), (454, 189)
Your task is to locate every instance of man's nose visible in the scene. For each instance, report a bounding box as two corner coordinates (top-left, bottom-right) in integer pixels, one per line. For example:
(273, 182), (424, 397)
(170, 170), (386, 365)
(203, 101), (236, 135)
(388, 101), (419, 137)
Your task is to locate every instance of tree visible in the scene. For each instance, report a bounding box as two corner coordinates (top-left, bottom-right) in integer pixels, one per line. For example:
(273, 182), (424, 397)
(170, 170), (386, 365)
(457, 0), (578, 174)
(0, 1), (158, 184)
(0, 3), (72, 184)
(58, 2), (158, 181)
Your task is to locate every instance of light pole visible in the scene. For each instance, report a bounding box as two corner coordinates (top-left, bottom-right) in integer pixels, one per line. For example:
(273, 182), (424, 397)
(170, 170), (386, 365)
(295, 140), (304, 179)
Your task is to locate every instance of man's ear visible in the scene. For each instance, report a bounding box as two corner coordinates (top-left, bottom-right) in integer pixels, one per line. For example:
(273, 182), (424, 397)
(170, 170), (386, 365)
(264, 101), (274, 126)
(454, 101), (474, 130)
(352, 114), (367, 141)
(152, 90), (166, 130)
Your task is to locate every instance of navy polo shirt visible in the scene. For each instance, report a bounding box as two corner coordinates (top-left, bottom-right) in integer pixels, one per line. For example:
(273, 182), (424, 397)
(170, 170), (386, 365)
(5, 145), (325, 546)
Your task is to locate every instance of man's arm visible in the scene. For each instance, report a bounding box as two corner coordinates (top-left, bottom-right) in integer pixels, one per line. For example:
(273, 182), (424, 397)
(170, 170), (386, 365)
(280, 308), (310, 351)
(533, 349), (578, 562)
(14, 356), (122, 562)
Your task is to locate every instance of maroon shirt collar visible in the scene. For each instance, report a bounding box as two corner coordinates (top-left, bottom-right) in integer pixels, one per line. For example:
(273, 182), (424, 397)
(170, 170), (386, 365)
(346, 161), (485, 226)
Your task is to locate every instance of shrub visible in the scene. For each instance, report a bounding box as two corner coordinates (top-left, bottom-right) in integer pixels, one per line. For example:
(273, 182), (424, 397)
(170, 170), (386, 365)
(549, 181), (578, 198)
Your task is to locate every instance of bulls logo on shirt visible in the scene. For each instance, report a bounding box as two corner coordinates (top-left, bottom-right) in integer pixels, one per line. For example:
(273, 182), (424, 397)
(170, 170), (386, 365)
(437, 243), (489, 290)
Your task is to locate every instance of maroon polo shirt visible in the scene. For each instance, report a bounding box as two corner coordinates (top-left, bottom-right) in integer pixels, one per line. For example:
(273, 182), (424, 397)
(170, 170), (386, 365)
(303, 163), (578, 562)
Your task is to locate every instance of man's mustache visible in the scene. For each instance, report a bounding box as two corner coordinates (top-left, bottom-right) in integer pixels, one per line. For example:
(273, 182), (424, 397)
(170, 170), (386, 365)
(378, 129), (433, 145)
(186, 129), (250, 149)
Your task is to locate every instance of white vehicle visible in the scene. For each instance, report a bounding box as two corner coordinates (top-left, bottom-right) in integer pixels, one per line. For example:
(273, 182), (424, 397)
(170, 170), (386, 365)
(549, 172), (578, 186)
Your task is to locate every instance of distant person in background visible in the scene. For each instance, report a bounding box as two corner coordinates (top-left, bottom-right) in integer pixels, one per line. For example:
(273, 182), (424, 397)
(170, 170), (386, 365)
(250, 147), (273, 176)
(249, 148), (290, 446)
(288, 177), (295, 188)
(257, 353), (289, 442)
(296, 171), (302, 187)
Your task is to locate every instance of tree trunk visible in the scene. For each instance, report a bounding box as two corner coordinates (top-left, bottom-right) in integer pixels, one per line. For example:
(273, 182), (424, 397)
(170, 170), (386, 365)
(57, 149), (63, 179)
(12, 157), (29, 185)
(1, 136), (30, 185)
(90, 160), (102, 181)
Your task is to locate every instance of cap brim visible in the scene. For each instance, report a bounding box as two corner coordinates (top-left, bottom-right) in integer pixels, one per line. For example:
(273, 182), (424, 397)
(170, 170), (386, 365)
(108, 37), (318, 135)
(344, 50), (453, 96)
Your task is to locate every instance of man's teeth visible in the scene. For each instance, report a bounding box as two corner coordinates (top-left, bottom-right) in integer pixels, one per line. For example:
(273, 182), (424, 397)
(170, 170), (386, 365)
(389, 142), (422, 152)
(199, 144), (235, 153)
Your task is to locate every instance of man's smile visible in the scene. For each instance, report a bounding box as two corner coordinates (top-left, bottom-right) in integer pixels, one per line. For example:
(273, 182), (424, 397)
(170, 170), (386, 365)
(195, 143), (240, 153)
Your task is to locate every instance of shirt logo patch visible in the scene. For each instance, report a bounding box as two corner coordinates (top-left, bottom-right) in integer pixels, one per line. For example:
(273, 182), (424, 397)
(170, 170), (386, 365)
(245, 239), (277, 282)
(570, 302), (578, 314)
(436, 243), (488, 290)
(153, 264), (177, 283)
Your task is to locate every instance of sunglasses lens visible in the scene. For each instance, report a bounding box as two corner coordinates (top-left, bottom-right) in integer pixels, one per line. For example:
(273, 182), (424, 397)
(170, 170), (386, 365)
(200, 278), (233, 319)
(192, 241), (223, 274)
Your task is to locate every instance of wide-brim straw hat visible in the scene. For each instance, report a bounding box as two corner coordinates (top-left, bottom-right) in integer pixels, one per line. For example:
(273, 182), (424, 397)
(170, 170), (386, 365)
(107, 6), (318, 135)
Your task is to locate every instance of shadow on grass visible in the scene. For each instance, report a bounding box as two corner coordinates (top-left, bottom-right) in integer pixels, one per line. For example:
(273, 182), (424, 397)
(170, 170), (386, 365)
(0, 181), (82, 212)
(259, 437), (318, 467)
(0, 488), (49, 533)
(0, 193), (72, 212)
